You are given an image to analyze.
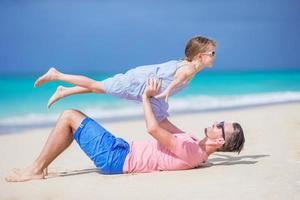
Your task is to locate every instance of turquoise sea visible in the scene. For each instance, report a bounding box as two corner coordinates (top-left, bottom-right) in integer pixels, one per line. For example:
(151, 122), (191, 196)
(1, 70), (300, 133)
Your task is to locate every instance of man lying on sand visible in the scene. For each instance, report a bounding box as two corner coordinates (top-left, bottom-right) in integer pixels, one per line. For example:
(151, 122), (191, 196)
(5, 78), (245, 182)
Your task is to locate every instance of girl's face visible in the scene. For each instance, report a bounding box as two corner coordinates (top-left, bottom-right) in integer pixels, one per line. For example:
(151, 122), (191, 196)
(199, 43), (216, 68)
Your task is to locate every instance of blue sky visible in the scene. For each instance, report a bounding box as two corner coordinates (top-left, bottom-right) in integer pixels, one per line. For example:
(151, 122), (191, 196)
(0, 0), (299, 75)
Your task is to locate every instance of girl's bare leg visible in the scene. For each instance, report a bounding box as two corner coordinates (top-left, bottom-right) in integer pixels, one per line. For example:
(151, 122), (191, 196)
(5, 109), (86, 182)
(47, 86), (94, 108)
(34, 67), (105, 93)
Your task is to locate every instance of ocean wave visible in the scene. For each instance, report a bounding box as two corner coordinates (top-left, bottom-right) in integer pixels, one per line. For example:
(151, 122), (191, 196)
(170, 91), (300, 112)
(1, 91), (300, 128)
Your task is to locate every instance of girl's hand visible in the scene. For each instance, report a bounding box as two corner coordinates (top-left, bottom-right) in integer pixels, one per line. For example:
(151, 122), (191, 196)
(154, 89), (170, 103)
(143, 78), (162, 99)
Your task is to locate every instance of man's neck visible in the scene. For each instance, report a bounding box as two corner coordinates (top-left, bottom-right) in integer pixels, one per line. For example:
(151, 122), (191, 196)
(198, 138), (218, 156)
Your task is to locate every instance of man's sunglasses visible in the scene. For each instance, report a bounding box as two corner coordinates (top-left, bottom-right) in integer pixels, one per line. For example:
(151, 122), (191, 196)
(202, 51), (216, 57)
(216, 121), (225, 141)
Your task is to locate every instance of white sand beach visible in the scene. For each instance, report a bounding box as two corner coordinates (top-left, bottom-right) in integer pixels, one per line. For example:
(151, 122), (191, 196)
(0, 103), (300, 200)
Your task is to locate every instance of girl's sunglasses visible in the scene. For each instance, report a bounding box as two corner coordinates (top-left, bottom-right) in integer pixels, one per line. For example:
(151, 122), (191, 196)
(202, 51), (216, 57)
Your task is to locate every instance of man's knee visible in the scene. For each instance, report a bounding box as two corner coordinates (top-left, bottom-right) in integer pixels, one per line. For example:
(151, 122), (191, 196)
(61, 109), (87, 131)
(61, 109), (83, 121)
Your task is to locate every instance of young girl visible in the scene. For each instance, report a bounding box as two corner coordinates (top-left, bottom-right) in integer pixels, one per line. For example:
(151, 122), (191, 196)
(34, 35), (216, 122)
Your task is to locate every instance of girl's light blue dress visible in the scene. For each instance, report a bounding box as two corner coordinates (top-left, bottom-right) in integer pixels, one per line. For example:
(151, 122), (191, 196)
(102, 60), (188, 122)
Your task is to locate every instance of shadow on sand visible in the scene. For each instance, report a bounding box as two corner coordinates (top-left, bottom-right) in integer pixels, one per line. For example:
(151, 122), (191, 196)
(46, 154), (270, 178)
(202, 153), (270, 168)
(46, 168), (100, 179)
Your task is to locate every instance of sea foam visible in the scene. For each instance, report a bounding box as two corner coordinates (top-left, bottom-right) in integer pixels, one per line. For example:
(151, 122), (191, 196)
(1, 91), (300, 129)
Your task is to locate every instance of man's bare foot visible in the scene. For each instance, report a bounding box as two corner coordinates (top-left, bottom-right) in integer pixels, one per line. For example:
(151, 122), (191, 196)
(5, 166), (46, 182)
(34, 67), (60, 88)
(12, 167), (48, 177)
(47, 86), (66, 108)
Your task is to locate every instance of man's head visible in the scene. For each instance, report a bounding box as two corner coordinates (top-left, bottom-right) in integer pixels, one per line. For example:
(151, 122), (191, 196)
(204, 121), (245, 154)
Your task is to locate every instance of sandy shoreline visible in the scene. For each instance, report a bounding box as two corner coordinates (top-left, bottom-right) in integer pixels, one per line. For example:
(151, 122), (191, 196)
(1, 102), (300, 200)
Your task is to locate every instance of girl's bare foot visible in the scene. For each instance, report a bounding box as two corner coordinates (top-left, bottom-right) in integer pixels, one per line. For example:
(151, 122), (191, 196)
(48, 86), (66, 108)
(34, 67), (59, 88)
(5, 166), (47, 182)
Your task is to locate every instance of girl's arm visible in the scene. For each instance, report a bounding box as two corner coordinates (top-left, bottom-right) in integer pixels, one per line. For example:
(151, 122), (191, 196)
(154, 65), (196, 102)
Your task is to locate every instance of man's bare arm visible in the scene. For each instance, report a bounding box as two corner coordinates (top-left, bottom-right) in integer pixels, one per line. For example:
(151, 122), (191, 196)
(159, 118), (185, 134)
(142, 78), (176, 151)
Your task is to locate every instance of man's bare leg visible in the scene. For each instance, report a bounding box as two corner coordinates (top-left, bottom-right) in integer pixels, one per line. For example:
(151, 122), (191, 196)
(5, 109), (86, 182)
(47, 86), (93, 108)
(34, 68), (105, 93)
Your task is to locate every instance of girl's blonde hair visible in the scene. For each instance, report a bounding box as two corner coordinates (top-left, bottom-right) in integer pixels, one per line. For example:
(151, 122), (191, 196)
(184, 36), (216, 61)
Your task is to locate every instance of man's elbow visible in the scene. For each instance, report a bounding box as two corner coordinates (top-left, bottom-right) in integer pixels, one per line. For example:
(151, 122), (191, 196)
(147, 125), (159, 135)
